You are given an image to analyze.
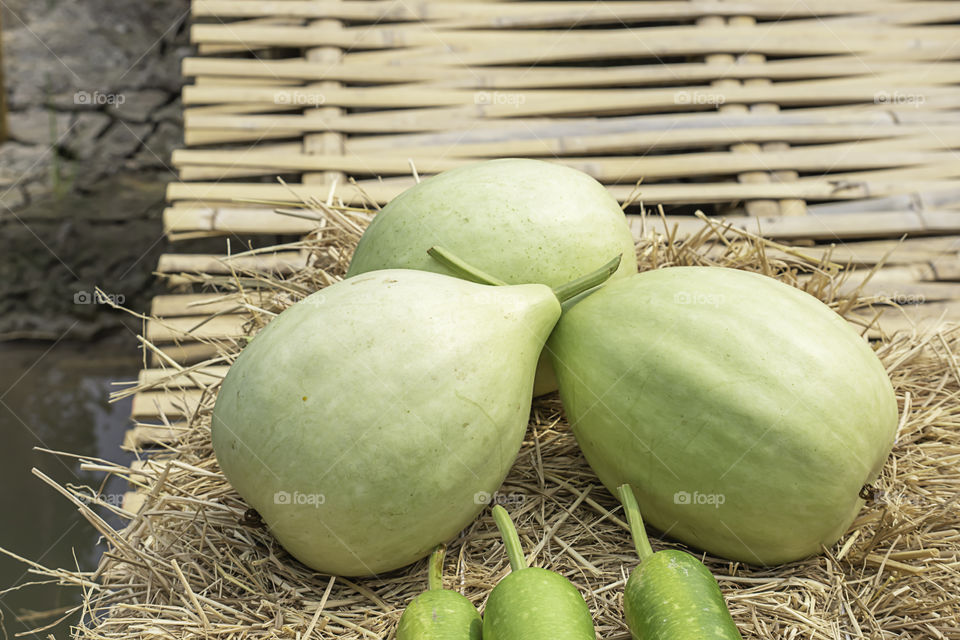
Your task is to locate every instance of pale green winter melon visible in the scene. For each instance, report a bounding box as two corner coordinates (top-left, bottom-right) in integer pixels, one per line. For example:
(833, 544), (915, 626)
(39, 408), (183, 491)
(212, 269), (561, 576)
(549, 267), (898, 565)
(347, 158), (638, 395)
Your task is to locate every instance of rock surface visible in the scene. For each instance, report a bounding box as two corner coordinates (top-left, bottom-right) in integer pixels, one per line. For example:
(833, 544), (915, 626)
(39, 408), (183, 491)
(1, 0), (190, 203)
(0, 0), (197, 338)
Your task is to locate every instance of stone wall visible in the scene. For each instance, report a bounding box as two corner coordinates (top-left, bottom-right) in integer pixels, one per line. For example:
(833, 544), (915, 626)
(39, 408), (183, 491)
(1, 0), (190, 210)
(0, 0), (198, 339)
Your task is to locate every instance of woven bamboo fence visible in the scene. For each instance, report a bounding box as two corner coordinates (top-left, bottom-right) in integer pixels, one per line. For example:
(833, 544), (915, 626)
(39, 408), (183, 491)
(134, 0), (960, 432)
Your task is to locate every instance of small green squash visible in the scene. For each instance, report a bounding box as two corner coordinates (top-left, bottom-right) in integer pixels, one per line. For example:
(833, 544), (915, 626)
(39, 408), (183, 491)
(482, 505), (596, 640)
(397, 545), (482, 640)
(617, 485), (742, 640)
(549, 266), (898, 565)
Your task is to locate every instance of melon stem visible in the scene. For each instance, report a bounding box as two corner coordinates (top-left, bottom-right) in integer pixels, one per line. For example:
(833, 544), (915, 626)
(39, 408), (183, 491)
(617, 484), (654, 563)
(427, 246), (621, 303)
(551, 254), (621, 303)
(426, 246), (507, 286)
(492, 505), (527, 573)
(428, 545), (445, 591)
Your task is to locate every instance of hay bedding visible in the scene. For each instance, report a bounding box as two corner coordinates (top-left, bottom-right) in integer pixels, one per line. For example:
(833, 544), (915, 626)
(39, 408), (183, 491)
(11, 203), (960, 639)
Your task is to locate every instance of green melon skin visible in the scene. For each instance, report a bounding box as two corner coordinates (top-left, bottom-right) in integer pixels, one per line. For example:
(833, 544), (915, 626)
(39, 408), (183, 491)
(346, 158), (638, 396)
(397, 590), (482, 640)
(624, 550), (741, 640)
(482, 568), (596, 640)
(548, 267), (899, 565)
(211, 270), (560, 576)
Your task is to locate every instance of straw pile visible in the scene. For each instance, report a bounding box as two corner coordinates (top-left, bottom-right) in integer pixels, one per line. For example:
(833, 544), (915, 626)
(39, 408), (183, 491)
(11, 202), (960, 639)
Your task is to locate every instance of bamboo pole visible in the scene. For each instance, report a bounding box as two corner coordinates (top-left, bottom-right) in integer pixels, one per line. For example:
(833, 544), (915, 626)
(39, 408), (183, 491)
(178, 72), (960, 111)
(181, 104), (960, 143)
(190, 0), (887, 23)
(188, 23), (960, 59)
(164, 174), (960, 210)
(342, 124), (960, 158)
(169, 147), (960, 182)
(156, 252), (307, 275)
(161, 200), (960, 238)
(181, 56), (960, 88)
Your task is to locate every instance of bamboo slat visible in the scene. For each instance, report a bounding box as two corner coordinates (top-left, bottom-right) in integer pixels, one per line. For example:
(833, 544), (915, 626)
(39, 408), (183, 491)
(180, 75), (960, 113)
(189, 24), (960, 60)
(151, 293), (260, 317)
(137, 366), (229, 389)
(122, 423), (190, 449)
(855, 302), (960, 338)
(147, 342), (221, 368)
(165, 178), (960, 210)
(145, 315), (247, 343)
(182, 103), (960, 142)
(181, 56), (960, 88)
(170, 148), (960, 182)
(190, 0), (893, 23)
(131, 390), (204, 419)
(156, 251), (307, 275)
(652, 211), (960, 242)
(793, 236), (960, 267)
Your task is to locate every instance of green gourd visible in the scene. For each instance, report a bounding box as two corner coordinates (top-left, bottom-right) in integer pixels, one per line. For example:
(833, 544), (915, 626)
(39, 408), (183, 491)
(482, 505), (596, 640)
(549, 266), (898, 565)
(397, 545), (482, 640)
(212, 251), (618, 576)
(346, 158), (638, 395)
(617, 484), (742, 640)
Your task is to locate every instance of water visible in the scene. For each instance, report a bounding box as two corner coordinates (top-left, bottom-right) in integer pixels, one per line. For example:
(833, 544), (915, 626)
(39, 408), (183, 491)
(0, 338), (139, 638)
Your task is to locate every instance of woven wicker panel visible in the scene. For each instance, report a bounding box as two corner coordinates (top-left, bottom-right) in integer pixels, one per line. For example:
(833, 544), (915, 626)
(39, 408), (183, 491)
(167, 0), (960, 237)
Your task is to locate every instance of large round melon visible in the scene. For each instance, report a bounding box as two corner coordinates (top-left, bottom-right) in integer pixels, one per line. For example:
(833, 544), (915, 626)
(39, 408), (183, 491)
(549, 267), (898, 564)
(347, 158), (638, 395)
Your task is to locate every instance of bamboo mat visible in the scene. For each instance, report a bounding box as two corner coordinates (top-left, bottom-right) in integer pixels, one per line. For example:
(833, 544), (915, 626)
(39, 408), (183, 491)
(133, 0), (960, 431)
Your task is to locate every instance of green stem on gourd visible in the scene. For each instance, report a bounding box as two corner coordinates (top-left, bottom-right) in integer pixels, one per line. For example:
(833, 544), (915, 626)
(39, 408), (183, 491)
(492, 505), (527, 573)
(551, 254), (621, 303)
(427, 246), (508, 287)
(428, 544), (445, 591)
(617, 484), (654, 563)
(427, 246), (621, 303)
